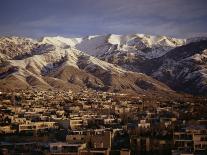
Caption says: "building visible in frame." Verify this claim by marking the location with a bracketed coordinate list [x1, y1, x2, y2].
[18, 122, 58, 132]
[173, 125, 207, 155]
[49, 142, 86, 155]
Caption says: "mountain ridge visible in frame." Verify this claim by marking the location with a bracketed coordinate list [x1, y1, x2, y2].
[0, 33, 207, 96]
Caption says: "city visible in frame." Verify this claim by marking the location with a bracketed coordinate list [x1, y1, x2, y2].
[0, 0, 207, 155]
[0, 90, 207, 155]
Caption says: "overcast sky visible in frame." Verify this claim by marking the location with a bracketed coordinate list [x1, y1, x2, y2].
[0, 0, 207, 38]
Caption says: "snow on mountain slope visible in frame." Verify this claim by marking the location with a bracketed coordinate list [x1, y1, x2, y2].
[40, 36, 82, 48]
[1, 33, 207, 95]
[151, 40, 207, 95]
[36, 34, 186, 60]
[75, 35, 111, 56]
[0, 37, 174, 94]
[74, 34, 186, 59]
[30, 34, 205, 61]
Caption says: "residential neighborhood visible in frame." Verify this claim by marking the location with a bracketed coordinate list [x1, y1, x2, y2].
[0, 90, 207, 155]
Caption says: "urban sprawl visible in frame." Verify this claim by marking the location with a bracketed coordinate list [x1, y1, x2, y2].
[0, 90, 207, 155]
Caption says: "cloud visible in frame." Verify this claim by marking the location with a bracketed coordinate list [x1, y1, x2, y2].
[0, 0, 206, 38]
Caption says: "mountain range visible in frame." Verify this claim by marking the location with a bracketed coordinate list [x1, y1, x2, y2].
[0, 34, 207, 96]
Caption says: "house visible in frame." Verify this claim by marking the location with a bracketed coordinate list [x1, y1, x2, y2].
[18, 122, 58, 132]
[173, 125, 207, 155]
[49, 142, 86, 155]
[66, 131, 87, 144]
[90, 130, 112, 149]
[69, 117, 84, 130]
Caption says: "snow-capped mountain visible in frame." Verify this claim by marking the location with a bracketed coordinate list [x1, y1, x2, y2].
[38, 34, 186, 59]
[34, 34, 187, 73]
[0, 33, 207, 96]
[76, 34, 186, 59]
[0, 36, 173, 95]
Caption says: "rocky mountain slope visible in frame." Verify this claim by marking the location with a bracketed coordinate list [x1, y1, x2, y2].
[0, 34, 207, 96]
[0, 36, 173, 95]
[151, 40, 207, 95]
[39, 34, 186, 63]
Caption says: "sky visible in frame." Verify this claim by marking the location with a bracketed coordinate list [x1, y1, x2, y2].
[0, 0, 207, 38]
